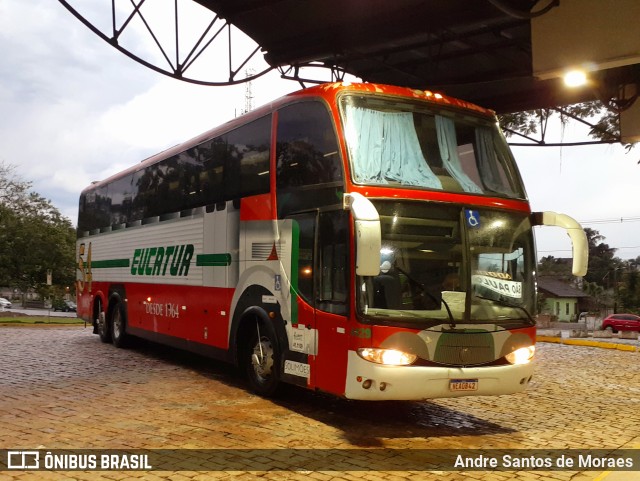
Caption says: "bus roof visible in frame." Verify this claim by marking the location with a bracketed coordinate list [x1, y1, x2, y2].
[82, 82, 495, 193]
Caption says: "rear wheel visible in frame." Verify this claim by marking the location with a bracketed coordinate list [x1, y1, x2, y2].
[96, 300, 111, 343]
[605, 325, 615, 333]
[110, 300, 128, 348]
[245, 319, 281, 396]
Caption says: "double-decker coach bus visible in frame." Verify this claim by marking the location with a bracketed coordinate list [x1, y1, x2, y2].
[76, 82, 588, 401]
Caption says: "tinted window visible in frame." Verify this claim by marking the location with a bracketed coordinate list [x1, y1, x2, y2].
[226, 115, 271, 199]
[276, 101, 344, 217]
[78, 115, 271, 236]
[317, 210, 350, 314]
[287, 210, 350, 314]
[289, 213, 316, 304]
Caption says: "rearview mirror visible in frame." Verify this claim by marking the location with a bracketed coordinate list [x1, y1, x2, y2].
[532, 211, 588, 276]
[343, 192, 381, 276]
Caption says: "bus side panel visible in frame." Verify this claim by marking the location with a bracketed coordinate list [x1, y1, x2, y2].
[239, 193, 273, 222]
[117, 282, 235, 349]
[76, 207, 240, 350]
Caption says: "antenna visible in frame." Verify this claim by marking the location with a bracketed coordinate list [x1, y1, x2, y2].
[243, 68, 255, 114]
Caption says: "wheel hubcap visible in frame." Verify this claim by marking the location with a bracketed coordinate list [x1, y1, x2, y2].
[98, 312, 107, 335]
[251, 337, 274, 381]
[113, 311, 122, 338]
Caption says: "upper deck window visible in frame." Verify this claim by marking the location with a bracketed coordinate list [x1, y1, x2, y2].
[78, 115, 271, 236]
[276, 100, 344, 217]
[340, 95, 526, 200]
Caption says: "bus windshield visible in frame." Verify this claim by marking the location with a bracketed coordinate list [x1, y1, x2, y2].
[358, 201, 537, 328]
[340, 94, 526, 199]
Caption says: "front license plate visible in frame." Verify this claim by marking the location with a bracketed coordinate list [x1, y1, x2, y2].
[449, 379, 478, 391]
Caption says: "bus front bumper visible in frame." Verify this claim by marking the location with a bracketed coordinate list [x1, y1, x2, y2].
[343, 350, 534, 401]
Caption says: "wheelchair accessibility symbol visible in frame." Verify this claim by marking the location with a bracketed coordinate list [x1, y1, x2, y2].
[465, 209, 480, 228]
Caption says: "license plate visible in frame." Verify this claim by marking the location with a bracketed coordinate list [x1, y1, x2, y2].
[449, 379, 478, 391]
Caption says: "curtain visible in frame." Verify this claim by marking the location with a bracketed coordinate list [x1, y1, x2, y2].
[475, 127, 505, 193]
[345, 106, 442, 189]
[435, 116, 482, 194]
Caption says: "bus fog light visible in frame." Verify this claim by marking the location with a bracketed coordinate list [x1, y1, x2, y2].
[357, 348, 417, 366]
[505, 346, 535, 365]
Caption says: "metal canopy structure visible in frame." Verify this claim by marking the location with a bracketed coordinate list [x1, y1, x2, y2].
[196, 0, 552, 113]
[58, 0, 640, 116]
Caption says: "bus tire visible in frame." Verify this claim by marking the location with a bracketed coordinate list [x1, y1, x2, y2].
[110, 300, 129, 349]
[96, 300, 111, 343]
[245, 318, 281, 396]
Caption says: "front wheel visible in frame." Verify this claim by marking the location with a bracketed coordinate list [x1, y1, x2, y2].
[245, 320, 281, 396]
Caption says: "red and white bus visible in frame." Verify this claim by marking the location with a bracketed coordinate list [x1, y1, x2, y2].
[76, 82, 587, 401]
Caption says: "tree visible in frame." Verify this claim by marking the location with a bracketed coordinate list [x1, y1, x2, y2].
[537, 255, 572, 281]
[536, 229, 640, 311]
[578, 230, 640, 312]
[582, 281, 606, 312]
[0, 162, 76, 297]
[582, 228, 622, 287]
[499, 100, 635, 154]
[618, 270, 639, 313]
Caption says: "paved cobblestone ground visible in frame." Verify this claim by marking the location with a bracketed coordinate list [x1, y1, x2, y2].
[1, 325, 639, 481]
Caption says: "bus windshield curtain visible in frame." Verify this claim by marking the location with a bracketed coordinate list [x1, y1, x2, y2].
[346, 106, 442, 188]
[435, 116, 482, 194]
[475, 127, 506, 193]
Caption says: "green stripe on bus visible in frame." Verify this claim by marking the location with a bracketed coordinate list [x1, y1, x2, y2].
[290, 220, 300, 325]
[91, 259, 130, 269]
[196, 253, 232, 267]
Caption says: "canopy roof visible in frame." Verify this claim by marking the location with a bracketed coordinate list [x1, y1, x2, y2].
[193, 0, 639, 113]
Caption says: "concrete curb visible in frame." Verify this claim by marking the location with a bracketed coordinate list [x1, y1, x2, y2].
[537, 335, 639, 352]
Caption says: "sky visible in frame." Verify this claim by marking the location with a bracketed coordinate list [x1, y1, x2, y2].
[1, 0, 639, 263]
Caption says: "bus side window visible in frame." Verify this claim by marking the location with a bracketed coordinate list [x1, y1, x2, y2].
[287, 210, 349, 315]
[288, 213, 316, 306]
[317, 210, 350, 315]
[225, 115, 271, 200]
[276, 101, 344, 217]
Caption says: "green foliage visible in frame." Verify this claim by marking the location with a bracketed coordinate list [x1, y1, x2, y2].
[538, 228, 639, 311]
[498, 111, 541, 138]
[618, 258, 640, 313]
[582, 280, 606, 311]
[537, 255, 572, 280]
[0, 162, 76, 294]
[583, 228, 622, 287]
[498, 100, 634, 150]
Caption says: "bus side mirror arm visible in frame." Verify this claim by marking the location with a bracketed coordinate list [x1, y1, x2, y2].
[343, 193, 381, 276]
[532, 211, 588, 277]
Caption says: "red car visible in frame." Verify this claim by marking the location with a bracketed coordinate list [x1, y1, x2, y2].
[601, 313, 640, 332]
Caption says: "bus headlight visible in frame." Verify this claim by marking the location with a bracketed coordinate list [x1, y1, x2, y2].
[505, 345, 535, 365]
[357, 348, 417, 366]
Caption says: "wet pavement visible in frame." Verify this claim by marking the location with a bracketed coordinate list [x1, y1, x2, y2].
[0, 325, 639, 480]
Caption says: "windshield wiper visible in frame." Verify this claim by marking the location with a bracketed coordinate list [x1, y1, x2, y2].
[394, 265, 456, 328]
[474, 294, 535, 325]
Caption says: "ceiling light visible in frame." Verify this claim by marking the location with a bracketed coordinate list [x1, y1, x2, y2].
[563, 69, 588, 88]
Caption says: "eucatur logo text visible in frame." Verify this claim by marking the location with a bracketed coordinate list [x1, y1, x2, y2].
[131, 244, 194, 277]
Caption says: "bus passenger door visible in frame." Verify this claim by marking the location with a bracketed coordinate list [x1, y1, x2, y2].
[274, 99, 349, 394]
[287, 210, 350, 396]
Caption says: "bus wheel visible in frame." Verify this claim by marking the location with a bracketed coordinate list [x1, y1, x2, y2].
[97, 310, 111, 343]
[110, 301, 128, 348]
[245, 320, 280, 396]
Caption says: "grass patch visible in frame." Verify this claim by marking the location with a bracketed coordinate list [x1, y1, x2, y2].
[0, 317, 85, 325]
